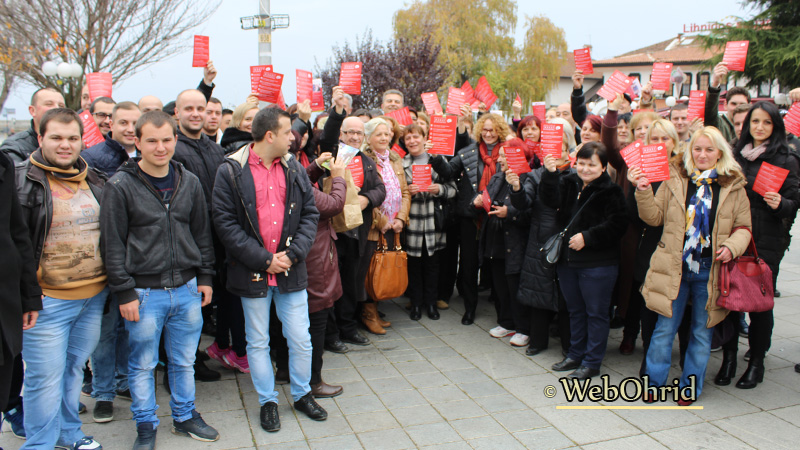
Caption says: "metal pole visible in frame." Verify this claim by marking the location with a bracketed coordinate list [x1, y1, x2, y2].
[258, 0, 272, 66]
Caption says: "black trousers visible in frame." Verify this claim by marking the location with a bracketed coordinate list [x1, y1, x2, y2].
[407, 243, 440, 308]
[622, 282, 645, 340]
[529, 282, 570, 352]
[1, 353, 23, 412]
[489, 258, 525, 333]
[456, 219, 480, 314]
[214, 286, 247, 357]
[334, 235, 375, 336]
[274, 307, 329, 385]
[437, 220, 460, 302]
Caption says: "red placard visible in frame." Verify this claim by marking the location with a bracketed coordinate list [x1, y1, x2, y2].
[620, 140, 644, 168]
[540, 123, 564, 159]
[421, 92, 442, 115]
[250, 65, 272, 93]
[596, 70, 633, 102]
[514, 93, 521, 105]
[386, 106, 413, 126]
[79, 110, 105, 147]
[348, 156, 364, 188]
[525, 139, 542, 162]
[192, 35, 209, 68]
[296, 69, 313, 103]
[687, 90, 706, 121]
[445, 87, 467, 116]
[640, 144, 670, 182]
[277, 90, 286, 111]
[504, 145, 531, 174]
[257, 71, 284, 103]
[650, 63, 673, 92]
[784, 103, 800, 136]
[722, 41, 749, 72]
[461, 81, 475, 103]
[474, 76, 498, 109]
[391, 143, 407, 158]
[311, 78, 324, 112]
[340, 62, 362, 95]
[481, 190, 492, 212]
[573, 48, 594, 75]
[428, 115, 457, 156]
[85, 72, 112, 102]
[412, 164, 433, 191]
[531, 102, 546, 122]
[752, 162, 790, 197]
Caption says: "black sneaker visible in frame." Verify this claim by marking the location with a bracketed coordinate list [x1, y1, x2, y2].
[260, 402, 280, 432]
[194, 358, 221, 382]
[293, 392, 327, 421]
[133, 422, 157, 450]
[172, 410, 219, 442]
[116, 389, 132, 401]
[92, 401, 114, 423]
[324, 340, 349, 354]
[341, 332, 369, 346]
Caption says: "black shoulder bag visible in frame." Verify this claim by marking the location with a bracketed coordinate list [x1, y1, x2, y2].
[540, 192, 595, 265]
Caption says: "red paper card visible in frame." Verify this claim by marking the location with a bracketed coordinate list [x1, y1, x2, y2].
[540, 123, 564, 159]
[504, 146, 531, 174]
[311, 78, 324, 112]
[85, 72, 112, 102]
[514, 93, 521, 105]
[640, 144, 670, 182]
[687, 90, 706, 121]
[391, 144, 407, 158]
[277, 90, 286, 110]
[752, 162, 790, 197]
[620, 140, 644, 168]
[651, 63, 673, 91]
[531, 102, 546, 122]
[348, 156, 364, 188]
[428, 115, 457, 156]
[596, 70, 633, 102]
[412, 165, 433, 191]
[525, 140, 542, 162]
[250, 65, 272, 93]
[296, 69, 313, 103]
[573, 48, 594, 75]
[474, 76, 498, 109]
[461, 81, 475, 103]
[421, 92, 442, 115]
[481, 190, 491, 212]
[79, 110, 105, 147]
[257, 71, 284, 103]
[722, 41, 749, 72]
[192, 35, 209, 68]
[784, 103, 800, 136]
[445, 87, 467, 116]
[340, 62, 362, 95]
[386, 106, 413, 126]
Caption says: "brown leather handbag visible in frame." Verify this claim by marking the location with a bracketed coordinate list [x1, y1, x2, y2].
[365, 233, 408, 301]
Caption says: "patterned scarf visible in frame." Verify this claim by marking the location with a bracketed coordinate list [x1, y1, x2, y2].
[682, 168, 717, 273]
[375, 149, 401, 220]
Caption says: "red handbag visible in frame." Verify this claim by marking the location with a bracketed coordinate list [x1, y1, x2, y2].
[717, 227, 774, 312]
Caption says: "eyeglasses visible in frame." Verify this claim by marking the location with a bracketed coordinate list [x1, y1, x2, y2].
[342, 130, 364, 137]
[92, 112, 112, 120]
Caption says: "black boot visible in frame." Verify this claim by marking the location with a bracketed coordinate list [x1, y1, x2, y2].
[714, 349, 737, 386]
[735, 356, 764, 389]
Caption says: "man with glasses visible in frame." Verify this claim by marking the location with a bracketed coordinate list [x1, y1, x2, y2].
[90, 97, 117, 137]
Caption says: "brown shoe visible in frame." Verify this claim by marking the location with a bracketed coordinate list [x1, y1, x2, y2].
[436, 300, 450, 310]
[377, 306, 391, 328]
[361, 302, 387, 335]
[311, 381, 343, 398]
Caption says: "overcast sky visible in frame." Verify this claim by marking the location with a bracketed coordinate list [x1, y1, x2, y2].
[3, 0, 750, 120]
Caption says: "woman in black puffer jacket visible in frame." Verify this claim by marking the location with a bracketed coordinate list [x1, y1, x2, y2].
[714, 101, 800, 390]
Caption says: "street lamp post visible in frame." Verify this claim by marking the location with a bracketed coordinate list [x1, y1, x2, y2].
[42, 60, 84, 109]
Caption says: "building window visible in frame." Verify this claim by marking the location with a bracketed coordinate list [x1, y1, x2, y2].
[681, 73, 693, 97]
[757, 81, 772, 98]
[697, 72, 710, 91]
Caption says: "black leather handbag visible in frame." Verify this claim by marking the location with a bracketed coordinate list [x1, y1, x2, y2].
[540, 193, 595, 265]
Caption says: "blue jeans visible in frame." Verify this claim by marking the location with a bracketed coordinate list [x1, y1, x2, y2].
[557, 264, 619, 370]
[21, 287, 107, 449]
[242, 287, 312, 404]
[125, 279, 203, 426]
[91, 294, 129, 401]
[646, 257, 714, 397]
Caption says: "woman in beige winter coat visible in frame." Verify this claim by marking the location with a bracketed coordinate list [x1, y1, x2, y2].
[628, 126, 752, 405]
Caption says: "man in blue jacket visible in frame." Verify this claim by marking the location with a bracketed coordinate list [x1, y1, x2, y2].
[82, 101, 141, 177]
[212, 107, 323, 433]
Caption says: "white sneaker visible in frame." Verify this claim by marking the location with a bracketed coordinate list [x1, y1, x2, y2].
[510, 333, 530, 347]
[489, 326, 515, 338]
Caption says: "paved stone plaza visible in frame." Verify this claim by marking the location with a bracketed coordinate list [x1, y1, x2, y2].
[4, 233, 800, 450]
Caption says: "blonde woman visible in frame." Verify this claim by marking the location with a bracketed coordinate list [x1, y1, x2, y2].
[629, 126, 752, 405]
[221, 102, 259, 154]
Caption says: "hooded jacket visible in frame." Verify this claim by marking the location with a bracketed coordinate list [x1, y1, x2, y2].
[635, 154, 752, 328]
[100, 159, 215, 304]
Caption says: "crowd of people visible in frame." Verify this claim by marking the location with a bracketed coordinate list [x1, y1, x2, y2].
[1, 58, 800, 450]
